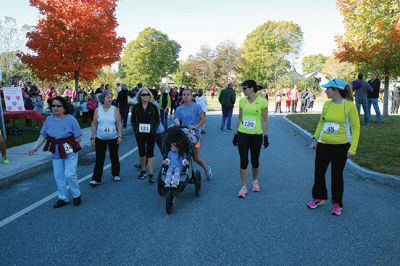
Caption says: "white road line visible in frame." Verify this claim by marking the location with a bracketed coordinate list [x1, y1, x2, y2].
[0, 147, 138, 229]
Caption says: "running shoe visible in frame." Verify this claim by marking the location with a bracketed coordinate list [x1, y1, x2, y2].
[138, 171, 146, 179]
[89, 180, 101, 187]
[149, 174, 154, 183]
[2, 157, 9, 164]
[252, 180, 260, 192]
[113, 176, 121, 181]
[238, 186, 248, 198]
[206, 165, 213, 181]
[307, 199, 325, 209]
[331, 202, 342, 216]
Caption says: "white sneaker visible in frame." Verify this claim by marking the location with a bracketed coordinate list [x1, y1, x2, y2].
[113, 176, 121, 181]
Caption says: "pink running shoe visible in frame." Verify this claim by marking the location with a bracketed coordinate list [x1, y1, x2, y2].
[252, 180, 260, 192]
[331, 202, 342, 216]
[238, 187, 247, 198]
[307, 199, 325, 209]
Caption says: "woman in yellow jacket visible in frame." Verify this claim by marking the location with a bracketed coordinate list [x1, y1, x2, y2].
[307, 78, 360, 216]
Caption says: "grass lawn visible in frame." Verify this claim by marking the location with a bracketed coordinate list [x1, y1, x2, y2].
[3, 116, 91, 148]
[287, 114, 400, 176]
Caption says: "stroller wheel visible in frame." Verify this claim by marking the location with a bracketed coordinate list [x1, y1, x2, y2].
[166, 190, 174, 214]
[194, 170, 201, 197]
[157, 169, 164, 196]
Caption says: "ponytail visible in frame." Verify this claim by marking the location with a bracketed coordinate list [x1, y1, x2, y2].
[339, 85, 354, 101]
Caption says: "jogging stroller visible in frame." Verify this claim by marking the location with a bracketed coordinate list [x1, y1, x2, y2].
[157, 126, 201, 214]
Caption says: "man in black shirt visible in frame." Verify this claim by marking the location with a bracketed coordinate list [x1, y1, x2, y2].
[367, 73, 382, 123]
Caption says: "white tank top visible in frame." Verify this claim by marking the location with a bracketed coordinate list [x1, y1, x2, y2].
[96, 105, 118, 140]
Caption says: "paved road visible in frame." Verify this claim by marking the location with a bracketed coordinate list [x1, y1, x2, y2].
[1, 114, 399, 265]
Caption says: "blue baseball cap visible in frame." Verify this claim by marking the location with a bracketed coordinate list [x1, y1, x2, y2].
[321, 78, 347, 90]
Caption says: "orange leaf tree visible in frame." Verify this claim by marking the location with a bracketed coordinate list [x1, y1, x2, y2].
[20, 0, 125, 90]
[334, 0, 400, 116]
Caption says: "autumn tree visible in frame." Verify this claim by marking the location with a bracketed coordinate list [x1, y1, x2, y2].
[20, 0, 125, 90]
[119, 27, 180, 87]
[301, 54, 328, 74]
[335, 0, 400, 116]
[240, 20, 303, 88]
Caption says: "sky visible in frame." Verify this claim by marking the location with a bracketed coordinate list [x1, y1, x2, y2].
[0, 0, 344, 73]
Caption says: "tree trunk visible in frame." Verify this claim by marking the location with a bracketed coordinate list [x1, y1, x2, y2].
[383, 72, 389, 117]
[74, 71, 79, 92]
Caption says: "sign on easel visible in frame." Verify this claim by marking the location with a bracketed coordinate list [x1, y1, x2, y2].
[3, 87, 25, 112]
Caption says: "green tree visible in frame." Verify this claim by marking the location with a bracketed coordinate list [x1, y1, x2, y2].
[335, 0, 400, 116]
[119, 27, 181, 87]
[173, 59, 197, 88]
[240, 20, 303, 87]
[213, 40, 241, 87]
[301, 54, 328, 74]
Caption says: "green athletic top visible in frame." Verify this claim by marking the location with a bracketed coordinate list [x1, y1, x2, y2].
[313, 99, 360, 155]
[238, 96, 268, 135]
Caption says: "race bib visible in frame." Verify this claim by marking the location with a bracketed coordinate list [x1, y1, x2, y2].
[139, 123, 151, 133]
[323, 122, 339, 134]
[104, 125, 113, 134]
[242, 118, 256, 130]
[63, 143, 73, 154]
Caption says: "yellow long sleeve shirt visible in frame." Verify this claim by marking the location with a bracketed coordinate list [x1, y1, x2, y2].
[313, 99, 360, 155]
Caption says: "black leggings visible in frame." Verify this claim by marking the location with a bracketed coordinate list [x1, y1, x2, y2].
[237, 132, 263, 169]
[135, 133, 156, 157]
[92, 138, 120, 182]
[312, 143, 350, 207]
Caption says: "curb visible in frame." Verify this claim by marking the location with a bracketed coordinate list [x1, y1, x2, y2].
[0, 127, 133, 187]
[283, 115, 400, 186]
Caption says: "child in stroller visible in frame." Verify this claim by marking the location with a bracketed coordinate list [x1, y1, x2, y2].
[163, 140, 190, 188]
[158, 126, 202, 214]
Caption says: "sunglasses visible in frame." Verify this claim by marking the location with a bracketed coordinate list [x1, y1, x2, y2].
[140, 93, 150, 97]
[52, 105, 63, 108]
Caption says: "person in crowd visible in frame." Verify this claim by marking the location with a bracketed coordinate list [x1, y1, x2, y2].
[104, 84, 112, 92]
[175, 88, 210, 179]
[131, 87, 160, 183]
[95, 83, 105, 94]
[0, 130, 9, 164]
[285, 89, 291, 112]
[307, 79, 360, 216]
[274, 90, 282, 113]
[80, 97, 89, 123]
[116, 82, 121, 93]
[290, 85, 299, 113]
[27, 82, 40, 97]
[169, 87, 178, 115]
[129, 83, 143, 100]
[65, 96, 76, 117]
[87, 95, 97, 122]
[367, 73, 382, 123]
[34, 95, 44, 114]
[232, 80, 269, 198]
[63, 86, 72, 98]
[306, 90, 315, 113]
[300, 88, 309, 112]
[352, 73, 373, 124]
[195, 89, 208, 134]
[28, 96, 82, 208]
[210, 85, 216, 99]
[158, 86, 171, 129]
[163, 141, 190, 188]
[391, 82, 400, 114]
[218, 82, 236, 131]
[46, 86, 58, 108]
[89, 91, 123, 186]
[23, 91, 34, 128]
[117, 84, 130, 128]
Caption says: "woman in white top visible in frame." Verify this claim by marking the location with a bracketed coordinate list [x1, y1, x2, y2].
[90, 91, 123, 186]
[195, 89, 208, 134]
